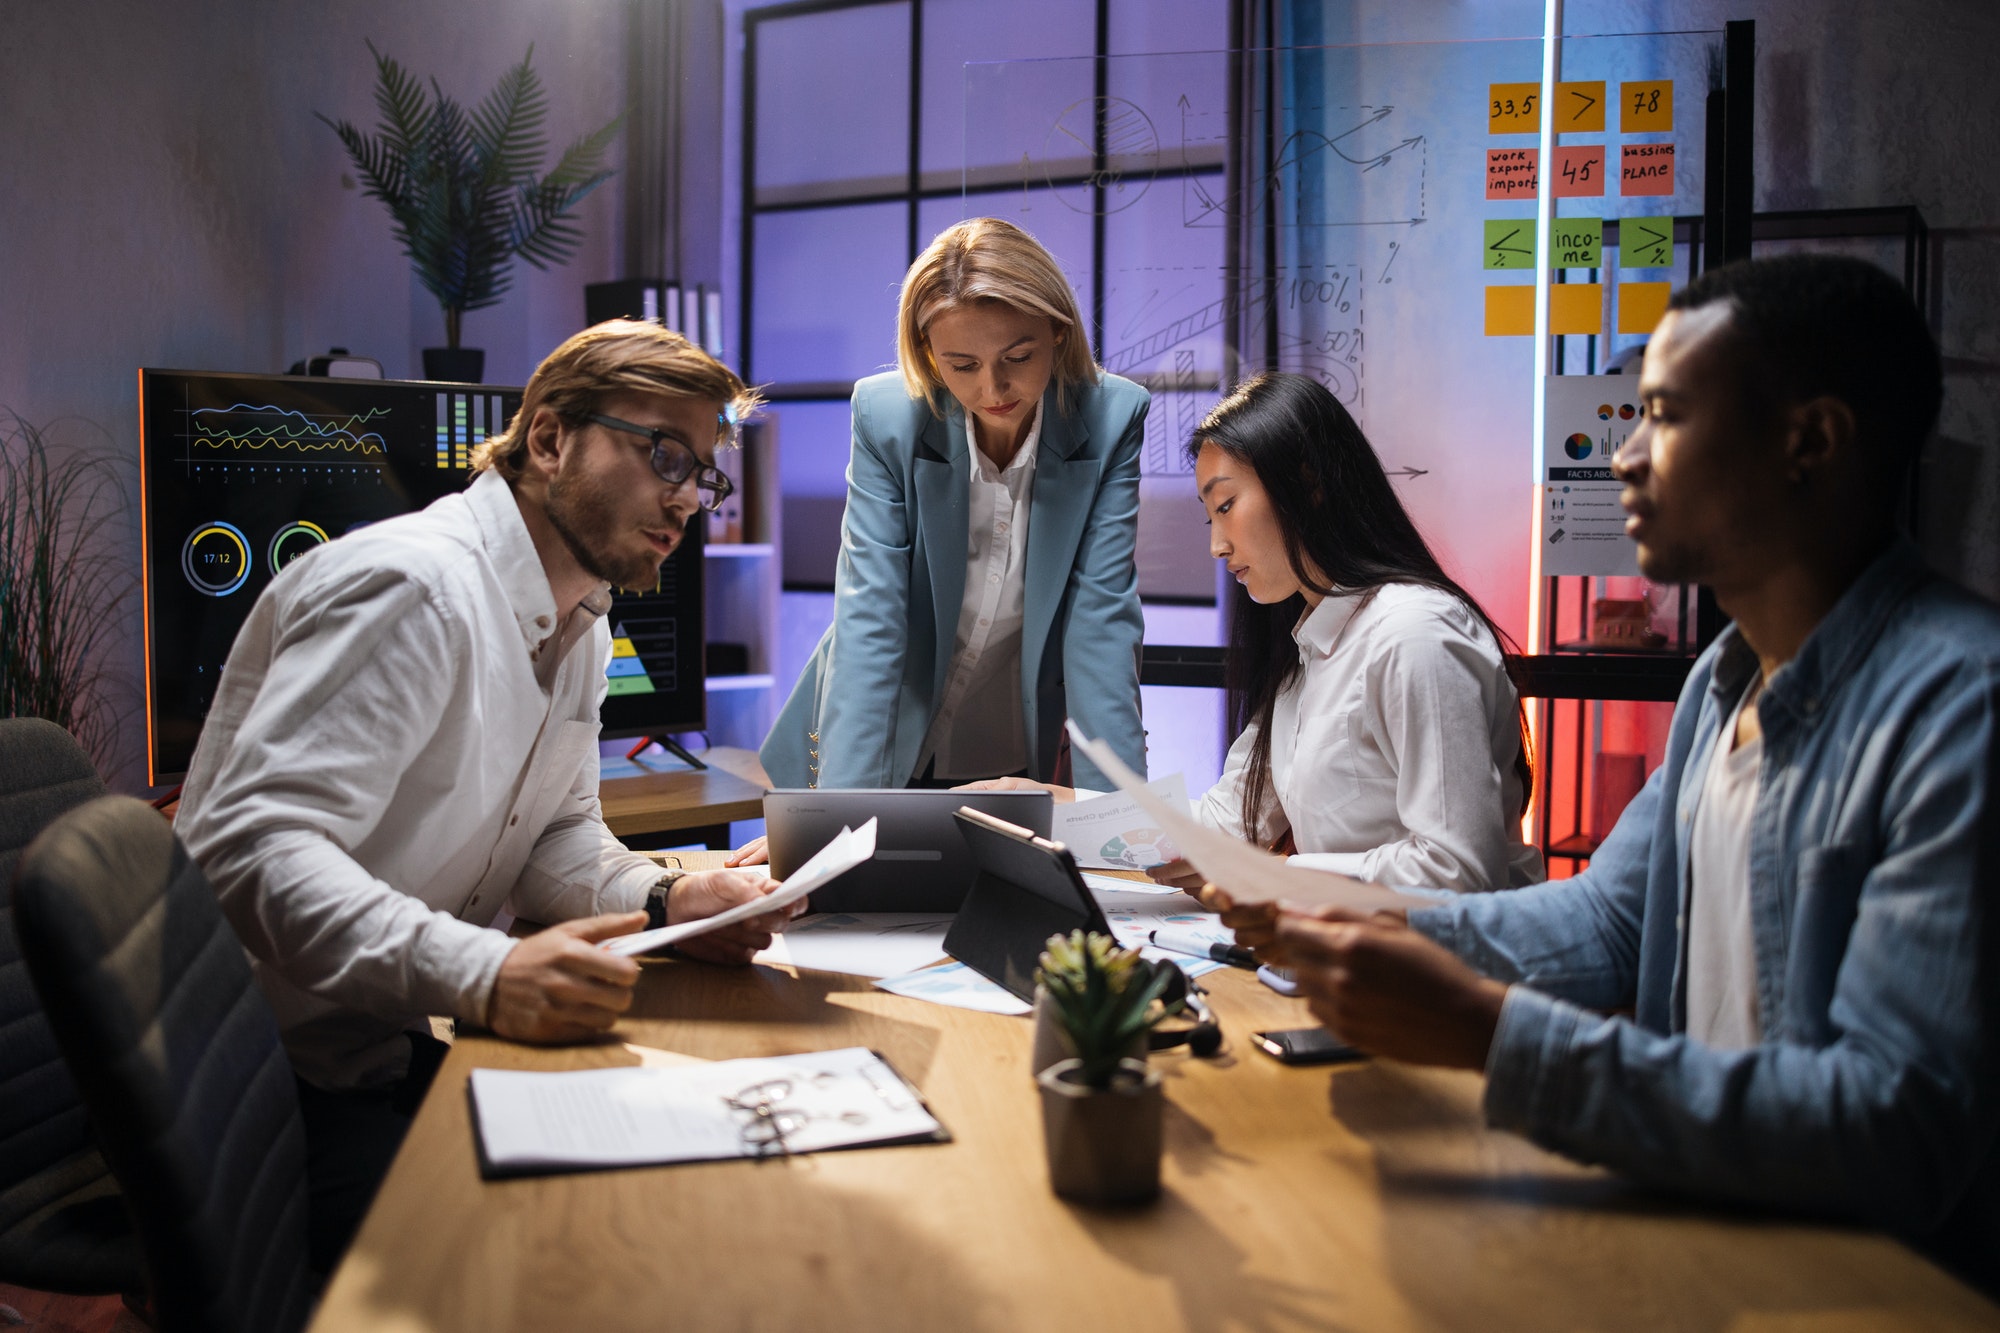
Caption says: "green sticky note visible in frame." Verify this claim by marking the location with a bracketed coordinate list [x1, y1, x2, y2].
[1483, 219, 1536, 271]
[1551, 218, 1602, 268]
[1618, 215, 1674, 269]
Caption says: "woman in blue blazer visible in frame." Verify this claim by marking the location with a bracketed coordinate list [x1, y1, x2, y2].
[760, 218, 1150, 793]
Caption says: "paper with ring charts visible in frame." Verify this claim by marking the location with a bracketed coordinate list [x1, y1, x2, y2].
[1065, 722, 1425, 915]
[601, 818, 878, 956]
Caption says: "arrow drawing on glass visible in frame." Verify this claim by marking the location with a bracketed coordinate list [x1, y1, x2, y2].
[1567, 87, 1599, 122]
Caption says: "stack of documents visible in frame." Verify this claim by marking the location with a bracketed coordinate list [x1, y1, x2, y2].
[468, 1046, 947, 1178]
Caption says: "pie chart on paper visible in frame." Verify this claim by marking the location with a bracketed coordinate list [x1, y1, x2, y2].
[1564, 433, 1594, 460]
[1099, 828, 1181, 870]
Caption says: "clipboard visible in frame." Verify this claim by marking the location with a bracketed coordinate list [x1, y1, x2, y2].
[943, 807, 1114, 1002]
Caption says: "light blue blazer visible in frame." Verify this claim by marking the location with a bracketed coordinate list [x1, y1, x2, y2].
[762, 370, 1150, 790]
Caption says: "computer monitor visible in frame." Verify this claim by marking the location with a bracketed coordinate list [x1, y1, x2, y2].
[138, 369, 706, 784]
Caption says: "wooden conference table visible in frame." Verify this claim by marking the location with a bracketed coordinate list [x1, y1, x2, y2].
[312, 861, 1999, 1333]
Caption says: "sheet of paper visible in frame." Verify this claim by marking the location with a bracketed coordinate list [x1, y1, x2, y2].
[1091, 886, 1225, 978]
[1052, 775, 1191, 869]
[1065, 722, 1425, 915]
[1080, 870, 1182, 897]
[1621, 79, 1673, 133]
[1540, 375, 1644, 577]
[874, 961, 1031, 1016]
[1482, 218, 1536, 271]
[1617, 215, 1674, 269]
[1620, 142, 1676, 197]
[1485, 148, 1537, 201]
[1552, 145, 1606, 198]
[1551, 218, 1602, 268]
[1485, 284, 1534, 336]
[1554, 80, 1605, 132]
[756, 913, 953, 979]
[603, 819, 877, 956]
[1618, 280, 1672, 335]
[469, 1046, 940, 1174]
[1547, 282, 1603, 336]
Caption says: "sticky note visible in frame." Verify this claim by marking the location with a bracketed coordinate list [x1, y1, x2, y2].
[1549, 283, 1603, 335]
[1617, 215, 1674, 268]
[1552, 219, 1602, 268]
[1485, 285, 1535, 336]
[1622, 80, 1673, 132]
[1620, 142, 1676, 196]
[1556, 81, 1606, 132]
[1619, 281, 1672, 334]
[1486, 148, 1538, 201]
[1483, 219, 1537, 270]
[1489, 83, 1541, 134]
[1553, 145, 1605, 198]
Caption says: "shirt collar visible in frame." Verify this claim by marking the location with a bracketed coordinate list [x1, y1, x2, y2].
[969, 400, 1043, 483]
[463, 468, 603, 654]
[1294, 589, 1369, 659]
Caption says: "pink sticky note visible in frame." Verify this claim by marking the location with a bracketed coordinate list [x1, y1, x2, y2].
[1485, 148, 1538, 202]
[1552, 145, 1606, 198]
[1621, 142, 1676, 196]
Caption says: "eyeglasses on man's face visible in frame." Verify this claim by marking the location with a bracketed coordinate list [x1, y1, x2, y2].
[586, 409, 738, 513]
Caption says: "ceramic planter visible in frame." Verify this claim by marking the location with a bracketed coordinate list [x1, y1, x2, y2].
[1036, 1057, 1163, 1205]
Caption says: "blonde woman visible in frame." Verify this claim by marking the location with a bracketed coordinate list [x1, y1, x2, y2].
[758, 218, 1150, 794]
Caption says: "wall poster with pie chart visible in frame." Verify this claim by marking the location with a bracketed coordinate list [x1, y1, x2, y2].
[1539, 373, 1642, 576]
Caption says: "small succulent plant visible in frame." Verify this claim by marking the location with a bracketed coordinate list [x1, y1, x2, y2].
[1035, 931, 1180, 1089]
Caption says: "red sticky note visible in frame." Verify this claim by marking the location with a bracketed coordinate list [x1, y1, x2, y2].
[1621, 143, 1676, 196]
[1486, 149, 1538, 202]
[1552, 145, 1605, 198]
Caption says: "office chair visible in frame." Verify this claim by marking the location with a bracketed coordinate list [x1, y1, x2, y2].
[13, 795, 314, 1333]
[0, 718, 143, 1295]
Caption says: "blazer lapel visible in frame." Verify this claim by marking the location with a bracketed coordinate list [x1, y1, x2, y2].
[1021, 388, 1097, 704]
[914, 407, 969, 703]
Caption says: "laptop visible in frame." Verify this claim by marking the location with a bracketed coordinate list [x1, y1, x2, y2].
[763, 788, 1054, 912]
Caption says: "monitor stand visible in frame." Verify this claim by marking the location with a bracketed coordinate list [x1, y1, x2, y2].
[624, 736, 709, 770]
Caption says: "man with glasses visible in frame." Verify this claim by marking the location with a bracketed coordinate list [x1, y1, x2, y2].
[177, 321, 794, 1272]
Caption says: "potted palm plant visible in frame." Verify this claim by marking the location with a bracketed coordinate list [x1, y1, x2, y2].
[319, 42, 622, 383]
[1034, 931, 1180, 1205]
[0, 414, 131, 771]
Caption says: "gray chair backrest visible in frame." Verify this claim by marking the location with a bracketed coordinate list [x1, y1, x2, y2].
[13, 795, 312, 1333]
[0, 717, 138, 1292]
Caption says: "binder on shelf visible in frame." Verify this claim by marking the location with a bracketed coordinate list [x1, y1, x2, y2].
[663, 283, 681, 333]
[683, 288, 702, 347]
[703, 289, 725, 358]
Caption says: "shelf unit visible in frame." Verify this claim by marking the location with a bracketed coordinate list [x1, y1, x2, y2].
[697, 415, 781, 752]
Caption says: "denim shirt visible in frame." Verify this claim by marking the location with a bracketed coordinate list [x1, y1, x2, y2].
[1410, 540, 2000, 1270]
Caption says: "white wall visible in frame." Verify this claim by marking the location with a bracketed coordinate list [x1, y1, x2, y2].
[0, 1, 632, 790]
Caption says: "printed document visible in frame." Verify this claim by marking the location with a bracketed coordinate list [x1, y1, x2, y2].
[1052, 776, 1191, 869]
[469, 1046, 944, 1177]
[604, 819, 877, 956]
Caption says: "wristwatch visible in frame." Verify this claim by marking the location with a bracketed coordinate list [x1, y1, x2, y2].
[645, 867, 690, 931]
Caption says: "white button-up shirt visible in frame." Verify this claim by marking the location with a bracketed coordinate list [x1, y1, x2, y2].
[1196, 583, 1544, 892]
[177, 469, 662, 1089]
[918, 405, 1042, 780]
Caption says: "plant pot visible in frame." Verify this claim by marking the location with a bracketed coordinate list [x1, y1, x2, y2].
[1036, 1057, 1162, 1205]
[422, 347, 485, 383]
[1030, 986, 1147, 1077]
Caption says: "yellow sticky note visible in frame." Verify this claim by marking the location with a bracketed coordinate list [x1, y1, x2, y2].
[1619, 281, 1672, 334]
[1489, 82, 1541, 134]
[1556, 81, 1606, 132]
[1485, 285, 1535, 336]
[1549, 283, 1603, 335]
[1622, 80, 1673, 132]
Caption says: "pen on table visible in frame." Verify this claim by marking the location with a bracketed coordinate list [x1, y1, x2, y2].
[1149, 926, 1256, 970]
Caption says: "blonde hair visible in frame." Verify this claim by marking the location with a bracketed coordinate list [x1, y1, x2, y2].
[471, 320, 762, 479]
[896, 218, 1099, 417]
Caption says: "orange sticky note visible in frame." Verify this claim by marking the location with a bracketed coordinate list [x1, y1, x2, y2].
[1485, 285, 1535, 336]
[1549, 283, 1603, 335]
[1620, 142, 1676, 196]
[1619, 281, 1672, 334]
[1553, 145, 1606, 198]
[1622, 80, 1673, 132]
[1489, 82, 1541, 134]
[1486, 148, 1538, 201]
[1556, 81, 1606, 132]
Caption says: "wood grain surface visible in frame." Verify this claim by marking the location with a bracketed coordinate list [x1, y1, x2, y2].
[311, 860, 1999, 1333]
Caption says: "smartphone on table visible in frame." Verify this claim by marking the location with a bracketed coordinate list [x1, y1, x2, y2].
[1251, 1027, 1368, 1066]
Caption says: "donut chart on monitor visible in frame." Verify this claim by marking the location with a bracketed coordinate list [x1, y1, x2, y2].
[268, 520, 330, 575]
[181, 521, 251, 596]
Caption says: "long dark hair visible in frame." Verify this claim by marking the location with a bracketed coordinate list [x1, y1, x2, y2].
[1190, 373, 1532, 843]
